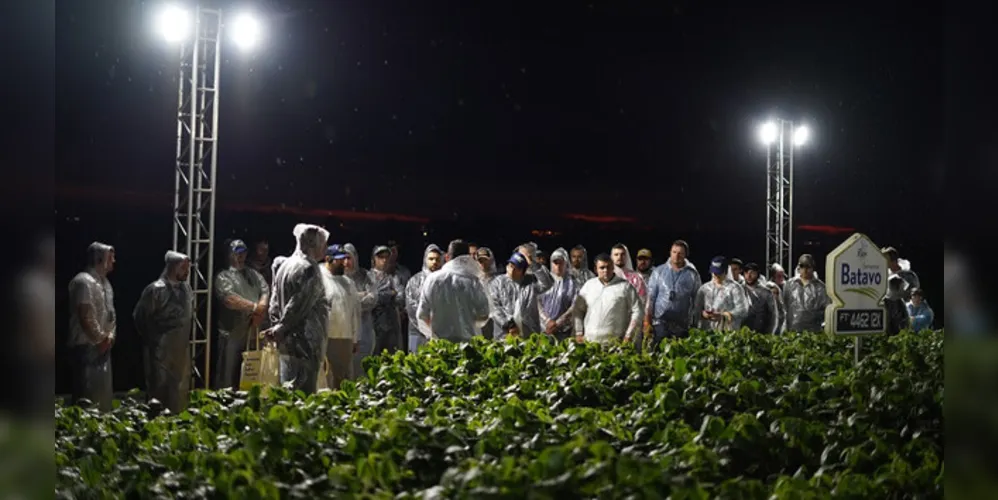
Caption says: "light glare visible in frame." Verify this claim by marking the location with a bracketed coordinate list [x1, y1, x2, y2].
[794, 125, 810, 146]
[155, 5, 190, 43]
[230, 13, 262, 50]
[759, 121, 778, 145]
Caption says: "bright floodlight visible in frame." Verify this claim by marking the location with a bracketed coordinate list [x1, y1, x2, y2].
[155, 5, 191, 43]
[230, 12, 262, 50]
[759, 121, 778, 145]
[793, 125, 810, 146]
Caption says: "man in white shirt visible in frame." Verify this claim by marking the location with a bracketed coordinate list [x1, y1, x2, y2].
[321, 244, 360, 389]
[573, 253, 643, 346]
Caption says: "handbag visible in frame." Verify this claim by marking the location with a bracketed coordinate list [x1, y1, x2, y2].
[239, 327, 280, 393]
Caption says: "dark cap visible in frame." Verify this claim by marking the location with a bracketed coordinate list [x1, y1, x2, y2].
[507, 252, 528, 269]
[798, 254, 815, 268]
[709, 256, 727, 275]
[326, 244, 349, 259]
[230, 239, 248, 253]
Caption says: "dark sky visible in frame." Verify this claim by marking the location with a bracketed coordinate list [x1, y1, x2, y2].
[56, 0, 942, 236]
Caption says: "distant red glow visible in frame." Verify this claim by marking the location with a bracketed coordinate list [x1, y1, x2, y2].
[563, 213, 636, 224]
[798, 225, 855, 235]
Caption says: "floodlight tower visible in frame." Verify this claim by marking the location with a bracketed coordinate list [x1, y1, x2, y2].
[155, 4, 262, 389]
[758, 119, 809, 278]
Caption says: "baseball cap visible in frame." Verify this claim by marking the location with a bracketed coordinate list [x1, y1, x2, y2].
[326, 244, 349, 259]
[798, 254, 815, 268]
[507, 252, 528, 269]
[230, 239, 248, 253]
[476, 247, 493, 260]
[709, 256, 727, 275]
[373, 245, 391, 256]
[637, 248, 652, 259]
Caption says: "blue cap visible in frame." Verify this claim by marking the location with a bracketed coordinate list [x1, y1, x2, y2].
[507, 252, 528, 269]
[230, 239, 248, 253]
[326, 244, 349, 259]
[709, 256, 727, 275]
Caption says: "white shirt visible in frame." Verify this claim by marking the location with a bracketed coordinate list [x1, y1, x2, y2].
[321, 267, 361, 341]
[573, 276, 643, 345]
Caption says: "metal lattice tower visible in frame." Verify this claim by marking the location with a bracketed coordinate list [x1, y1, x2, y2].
[173, 6, 222, 390]
[765, 119, 795, 277]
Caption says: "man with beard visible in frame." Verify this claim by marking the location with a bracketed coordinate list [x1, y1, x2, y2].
[635, 249, 654, 284]
[783, 254, 831, 333]
[248, 240, 274, 288]
[67, 242, 117, 411]
[343, 243, 377, 378]
[645, 240, 701, 349]
[264, 224, 331, 394]
[489, 245, 554, 339]
[320, 244, 360, 389]
[132, 251, 193, 413]
[740, 263, 778, 334]
[416, 239, 492, 343]
[569, 245, 596, 283]
[694, 256, 749, 332]
[213, 240, 269, 390]
[404, 244, 444, 352]
[573, 253, 643, 346]
[369, 245, 406, 355]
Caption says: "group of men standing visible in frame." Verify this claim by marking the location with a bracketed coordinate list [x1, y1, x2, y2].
[66, 229, 927, 413]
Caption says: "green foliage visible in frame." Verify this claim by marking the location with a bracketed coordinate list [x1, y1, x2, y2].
[56, 329, 943, 498]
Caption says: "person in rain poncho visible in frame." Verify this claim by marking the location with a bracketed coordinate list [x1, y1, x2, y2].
[475, 247, 499, 338]
[416, 240, 492, 343]
[489, 245, 555, 339]
[766, 281, 786, 333]
[213, 239, 270, 389]
[343, 243, 377, 378]
[725, 257, 754, 326]
[769, 263, 787, 291]
[694, 256, 749, 332]
[321, 244, 361, 389]
[404, 244, 444, 353]
[610, 243, 648, 297]
[783, 254, 831, 333]
[369, 245, 407, 355]
[635, 249, 655, 284]
[569, 245, 596, 283]
[881, 246, 921, 334]
[67, 242, 117, 411]
[645, 240, 701, 349]
[132, 251, 193, 413]
[906, 288, 934, 331]
[537, 248, 581, 342]
[264, 224, 331, 394]
[573, 253, 643, 345]
[386, 240, 412, 285]
[739, 263, 779, 334]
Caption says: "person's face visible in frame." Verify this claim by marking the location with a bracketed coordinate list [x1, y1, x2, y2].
[390, 246, 400, 260]
[175, 260, 191, 281]
[596, 259, 615, 282]
[507, 263, 525, 280]
[730, 264, 742, 279]
[477, 256, 491, 272]
[551, 258, 567, 276]
[636, 255, 652, 271]
[570, 249, 585, 269]
[232, 250, 247, 269]
[330, 258, 346, 274]
[344, 254, 355, 270]
[774, 271, 785, 283]
[468, 245, 478, 257]
[911, 294, 922, 306]
[255, 242, 269, 260]
[103, 251, 116, 274]
[745, 269, 759, 285]
[611, 248, 627, 267]
[799, 264, 814, 280]
[670, 245, 687, 267]
[374, 252, 390, 270]
[426, 251, 442, 272]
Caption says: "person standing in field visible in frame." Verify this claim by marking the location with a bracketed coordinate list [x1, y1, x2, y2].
[404, 244, 444, 353]
[67, 242, 117, 411]
[645, 240, 701, 350]
[416, 239, 492, 343]
[782, 254, 831, 333]
[694, 256, 749, 332]
[573, 253, 643, 346]
[537, 248, 581, 342]
[213, 239, 269, 390]
[488, 246, 554, 340]
[320, 244, 360, 389]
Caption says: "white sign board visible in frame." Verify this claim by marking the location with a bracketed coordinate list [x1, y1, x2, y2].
[825, 233, 889, 335]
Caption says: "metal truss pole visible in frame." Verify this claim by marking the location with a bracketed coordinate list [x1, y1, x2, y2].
[765, 118, 793, 276]
[173, 5, 222, 390]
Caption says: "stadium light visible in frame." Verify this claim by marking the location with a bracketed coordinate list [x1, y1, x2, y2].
[155, 4, 191, 43]
[229, 12, 263, 51]
[793, 125, 810, 146]
[759, 121, 778, 145]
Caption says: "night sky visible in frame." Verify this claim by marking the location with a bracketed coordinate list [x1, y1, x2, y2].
[56, 0, 942, 235]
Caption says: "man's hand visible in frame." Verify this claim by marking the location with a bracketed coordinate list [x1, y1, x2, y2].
[507, 326, 521, 337]
[702, 310, 713, 320]
[544, 319, 557, 335]
[97, 336, 113, 354]
[260, 327, 278, 343]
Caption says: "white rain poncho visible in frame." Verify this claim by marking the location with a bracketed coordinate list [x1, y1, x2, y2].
[488, 249, 555, 339]
[884, 259, 920, 334]
[369, 247, 407, 355]
[572, 275, 643, 345]
[693, 278, 749, 332]
[344, 243, 377, 377]
[537, 248, 581, 340]
[132, 251, 193, 413]
[67, 242, 116, 411]
[476, 247, 500, 338]
[646, 259, 701, 333]
[404, 244, 444, 342]
[783, 273, 831, 333]
[416, 254, 492, 343]
[612, 243, 648, 299]
[268, 224, 331, 393]
[741, 278, 779, 334]
[569, 245, 596, 283]
[321, 266, 361, 342]
[213, 243, 270, 389]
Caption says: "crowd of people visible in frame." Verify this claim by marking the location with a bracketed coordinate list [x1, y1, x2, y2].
[65, 224, 932, 414]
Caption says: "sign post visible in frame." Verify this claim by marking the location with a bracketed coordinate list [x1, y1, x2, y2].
[825, 233, 889, 364]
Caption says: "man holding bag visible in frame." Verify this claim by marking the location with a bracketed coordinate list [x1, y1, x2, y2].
[214, 240, 269, 390]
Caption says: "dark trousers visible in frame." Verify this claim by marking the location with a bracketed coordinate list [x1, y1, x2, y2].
[651, 322, 689, 353]
[70, 344, 113, 412]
